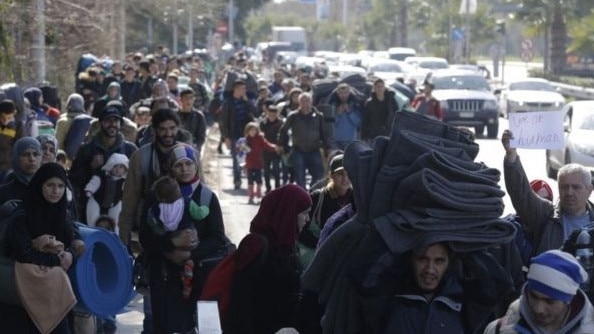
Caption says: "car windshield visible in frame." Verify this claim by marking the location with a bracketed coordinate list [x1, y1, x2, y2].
[433, 75, 489, 91]
[419, 61, 448, 69]
[573, 110, 594, 130]
[370, 63, 402, 73]
[508, 81, 554, 91]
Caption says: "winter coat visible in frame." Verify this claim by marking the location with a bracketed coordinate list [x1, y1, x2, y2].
[328, 92, 362, 142]
[484, 288, 594, 334]
[178, 108, 207, 153]
[504, 157, 594, 256]
[0, 118, 24, 174]
[380, 275, 466, 334]
[361, 90, 398, 140]
[299, 186, 354, 249]
[220, 97, 256, 140]
[279, 109, 331, 153]
[245, 134, 276, 170]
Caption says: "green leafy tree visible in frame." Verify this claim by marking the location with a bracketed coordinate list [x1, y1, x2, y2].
[514, 0, 592, 73]
[567, 9, 594, 56]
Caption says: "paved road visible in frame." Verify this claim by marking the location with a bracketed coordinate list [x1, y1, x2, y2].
[116, 125, 256, 333]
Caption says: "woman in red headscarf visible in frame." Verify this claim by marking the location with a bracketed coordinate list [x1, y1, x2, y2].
[223, 184, 312, 334]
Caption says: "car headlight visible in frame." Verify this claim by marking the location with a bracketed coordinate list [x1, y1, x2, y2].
[439, 100, 449, 110]
[483, 100, 498, 109]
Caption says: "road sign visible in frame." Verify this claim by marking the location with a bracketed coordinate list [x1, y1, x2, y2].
[521, 49, 534, 62]
[216, 23, 228, 35]
[452, 28, 464, 42]
[521, 38, 533, 50]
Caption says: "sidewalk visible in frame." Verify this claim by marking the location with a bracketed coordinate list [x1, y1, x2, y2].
[116, 125, 257, 333]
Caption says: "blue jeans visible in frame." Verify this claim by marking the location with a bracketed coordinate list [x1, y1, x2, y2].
[263, 152, 281, 191]
[291, 149, 323, 189]
[229, 139, 242, 187]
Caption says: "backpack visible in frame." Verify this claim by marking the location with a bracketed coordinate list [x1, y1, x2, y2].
[63, 114, 93, 161]
[200, 233, 269, 322]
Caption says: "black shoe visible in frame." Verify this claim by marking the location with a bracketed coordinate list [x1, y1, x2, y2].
[234, 181, 241, 190]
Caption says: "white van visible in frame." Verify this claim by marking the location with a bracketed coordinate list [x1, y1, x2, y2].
[387, 47, 416, 61]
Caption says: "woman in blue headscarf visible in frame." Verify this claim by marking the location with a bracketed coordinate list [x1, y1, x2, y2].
[0, 137, 42, 205]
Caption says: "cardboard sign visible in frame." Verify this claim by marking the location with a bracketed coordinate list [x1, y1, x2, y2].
[197, 301, 222, 333]
[509, 111, 565, 149]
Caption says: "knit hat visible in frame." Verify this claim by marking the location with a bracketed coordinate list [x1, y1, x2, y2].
[99, 101, 123, 121]
[526, 250, 588, 303]
[0, 99, 15, 114]
[168, 143, 198, 169]
[530, 179, 553, 201]
[101, 153, 129, 173]
[329, 154, 344, 174]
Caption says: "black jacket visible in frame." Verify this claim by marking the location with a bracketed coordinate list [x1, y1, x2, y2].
[361, 90, 398, 140]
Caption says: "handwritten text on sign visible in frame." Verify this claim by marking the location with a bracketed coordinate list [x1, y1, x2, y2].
[509, 111, 565, 149]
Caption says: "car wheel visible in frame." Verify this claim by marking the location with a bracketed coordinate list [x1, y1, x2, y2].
[546, 151, 558, 179]
[474, 125, 485, 137]
[487, 123, 499, 139]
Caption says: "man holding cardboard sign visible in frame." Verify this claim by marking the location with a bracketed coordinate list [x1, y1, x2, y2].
[502, 129, 594, 256]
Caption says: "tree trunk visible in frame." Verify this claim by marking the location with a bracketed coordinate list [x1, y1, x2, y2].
[549, 3, 566, 75]
[399, 0, 407, 47]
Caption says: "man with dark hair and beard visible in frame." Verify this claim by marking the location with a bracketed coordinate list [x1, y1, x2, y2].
[378, 243, 464, 333]
[118, 108, 182, 334]
[69, 102, 137, 223]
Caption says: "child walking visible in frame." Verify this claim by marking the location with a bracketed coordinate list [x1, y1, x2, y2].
[259, 100, 284, 194]
[84, 153, 128, 232]
[244, 122, 276, 204]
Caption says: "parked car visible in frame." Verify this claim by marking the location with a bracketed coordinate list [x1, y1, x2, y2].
[326, 65, 366, 79]
[364, 58, 407, 84]
[546, 101, 594, 179]
[405, 57, 449, 86]
[430, 69, 499, 138]
[387, 47, 416, 61]
[496, 78, 565, 118]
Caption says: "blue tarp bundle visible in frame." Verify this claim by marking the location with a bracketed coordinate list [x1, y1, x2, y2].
[70, 225, 134, 318]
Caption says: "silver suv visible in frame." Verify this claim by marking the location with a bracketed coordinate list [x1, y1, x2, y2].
[430, 70, 500, 138]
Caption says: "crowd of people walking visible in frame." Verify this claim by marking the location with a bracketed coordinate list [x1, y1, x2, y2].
[0, 44, 593, 334]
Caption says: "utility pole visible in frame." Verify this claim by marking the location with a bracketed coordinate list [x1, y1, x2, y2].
[31, 0, 46, 83]
[118, 0, 126, 60]
[342, 0, 348, 26]
[465, 0, 471, 63]
[228, 0, 235, 44]
[188, 1, 194, 52]
[173, 0, 179, 54]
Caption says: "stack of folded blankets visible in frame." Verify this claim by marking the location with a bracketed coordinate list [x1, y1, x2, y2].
[302, 111, 517, 334]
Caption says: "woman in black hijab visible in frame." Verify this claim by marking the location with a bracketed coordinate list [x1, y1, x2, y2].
[1, 163, 84, 333]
